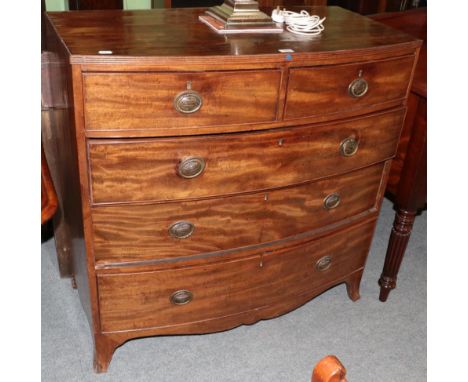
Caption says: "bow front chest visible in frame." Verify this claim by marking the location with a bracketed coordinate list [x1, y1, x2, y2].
[44, 6, 421, 372]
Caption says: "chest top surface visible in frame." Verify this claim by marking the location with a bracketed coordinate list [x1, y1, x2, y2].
[46, 6, 420, 64]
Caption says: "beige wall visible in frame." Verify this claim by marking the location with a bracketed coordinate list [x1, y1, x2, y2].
[123, 0, 153, 9]
[45, 0, 68, 11]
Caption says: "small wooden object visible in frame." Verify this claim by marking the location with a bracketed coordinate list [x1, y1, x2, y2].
[312, 355, 347, 382]
[68, 0, 123, 10]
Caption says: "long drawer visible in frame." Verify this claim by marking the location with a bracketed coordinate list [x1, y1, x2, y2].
[88, 108, 404, 204]
[92, 163, 385, 265]
[285, 55, 414, 120]
[83, 70, 281, 132]
[97, 220, 375, 332]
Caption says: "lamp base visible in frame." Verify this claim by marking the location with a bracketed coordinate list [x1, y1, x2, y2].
[206, 0, 277, 27]
[199, 14, 283, 34]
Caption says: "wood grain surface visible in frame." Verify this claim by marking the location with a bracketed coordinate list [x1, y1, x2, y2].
[98, 219, 375, 332]
[83, 70, 281, 131]
[386, 92, 417, 195]
[370, 9, 426, 195]
[285, 55, 414, 120]
[92, 163, 384, 265]
[45, 7, 420, 65]
[88, 108, 404, 204]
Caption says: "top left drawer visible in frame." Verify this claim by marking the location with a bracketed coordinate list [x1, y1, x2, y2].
[83, 70, 281, 134]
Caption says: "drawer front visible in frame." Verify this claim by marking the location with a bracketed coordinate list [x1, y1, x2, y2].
[83, 70, 281, 132]
[285, 56, 414, 120]
[92, 163, 384, 265]
[98, 220, 375, 332]
[88, 109, 404, 204]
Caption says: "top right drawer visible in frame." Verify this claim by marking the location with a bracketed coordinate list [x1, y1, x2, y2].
[285, 55, 415, 120]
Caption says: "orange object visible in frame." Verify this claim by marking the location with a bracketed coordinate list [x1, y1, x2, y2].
[312, 355, 347, 382]
[41, 146, 58, 225]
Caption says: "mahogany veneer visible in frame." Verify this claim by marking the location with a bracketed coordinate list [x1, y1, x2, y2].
[83, 70, 281, 131]
[44, 7, 420, 372]
[88, 109, 404, 204]
[92, 164, 385, 265]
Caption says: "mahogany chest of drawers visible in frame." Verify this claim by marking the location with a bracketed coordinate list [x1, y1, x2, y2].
[44, 7, 420, 372]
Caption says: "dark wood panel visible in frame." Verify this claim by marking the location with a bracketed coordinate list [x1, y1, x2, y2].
[328, 0, 424, 15]
[259, 0, 326, 6]
[68, 0, 123, 10]
[285, 55, 415, 120]
[41, 51, 70, 109]
[83, 70, 281, 131]
[386, 91, 418, 194]
[164, 0, 327, 7]
[42, 0, 46, 51]
[169, 0, 220, 7]
[44, 21, 98, 333]
[88, 109, 404, 204]
[370, 9, 427, 196]
[41, 46, 75, 277]
[98, 219, 375, 332]
[370, 8, 426, 40]
[92, 163, 384, 264]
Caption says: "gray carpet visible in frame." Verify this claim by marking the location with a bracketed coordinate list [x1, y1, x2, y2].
[41, 198, 426, 381]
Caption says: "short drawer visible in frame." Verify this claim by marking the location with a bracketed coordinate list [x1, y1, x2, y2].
[97, 220, 375, 332]
[88, 108, 404, 204]
[92, 163, 385, 265]
[285, 56, 415, 120]
[83, 70, 281, 132]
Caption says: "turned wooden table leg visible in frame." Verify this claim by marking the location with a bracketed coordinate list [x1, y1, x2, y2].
[378, 95, 426, 302]
[379, 209, 417, 301]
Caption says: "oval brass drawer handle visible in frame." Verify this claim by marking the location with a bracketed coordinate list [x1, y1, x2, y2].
[174, 90, 203, 114]
[177, 157, 206, 179]
[174, 81, 203, 114]
[348, 77, 369, 98]
[170, 290, 193, 305]
[169, 221, 195, 239]
[324, 193, 341, 210]
[316, 256, 332, 272]
[340, 137, 359, 157]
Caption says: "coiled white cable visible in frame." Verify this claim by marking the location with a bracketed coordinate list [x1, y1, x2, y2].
[271, 8, 326, 36]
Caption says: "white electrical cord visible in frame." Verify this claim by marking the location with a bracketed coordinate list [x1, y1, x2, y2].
[272, 7, 326, 36]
